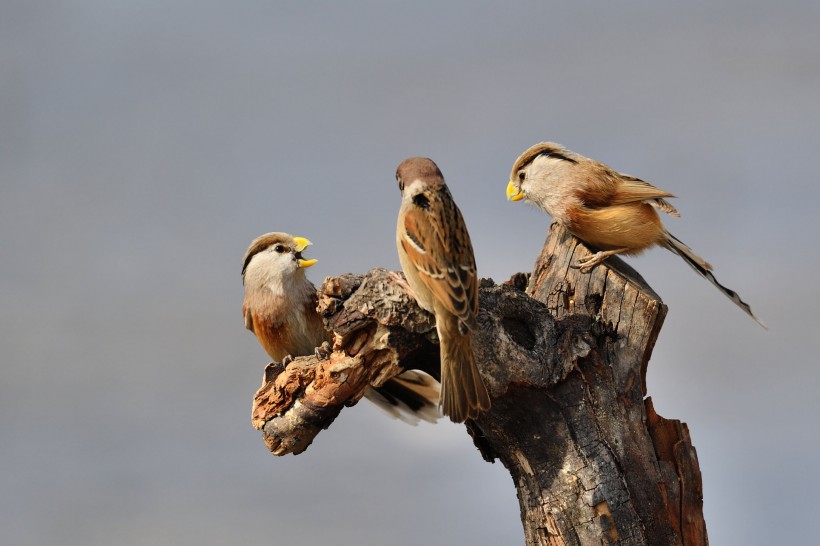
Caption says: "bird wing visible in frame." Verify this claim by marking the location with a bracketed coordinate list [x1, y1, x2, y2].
[400, 201, 478, 330]
[647, 198, 680, 217]
[610, 175, 680, 217]
[242, 302, 254, 332]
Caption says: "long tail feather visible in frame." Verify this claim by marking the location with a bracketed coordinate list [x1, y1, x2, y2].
[364, 370, 442, 425]
[438, 325, 491, 423]
[663, 231, 766, 328]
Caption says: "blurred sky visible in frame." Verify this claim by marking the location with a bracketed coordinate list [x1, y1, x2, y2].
[2, 1, 819, 545]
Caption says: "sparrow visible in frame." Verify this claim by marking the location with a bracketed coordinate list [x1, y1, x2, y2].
[242, 232, 441, 423]
[395, 158, 491, 423]
[506, 142, 765, 328]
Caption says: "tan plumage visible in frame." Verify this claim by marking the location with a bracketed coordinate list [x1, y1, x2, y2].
[242, 232, 441, 423]
[395, 158, 491, 423]
[242, 232, 327, 361]
[506, 142, 765, 328]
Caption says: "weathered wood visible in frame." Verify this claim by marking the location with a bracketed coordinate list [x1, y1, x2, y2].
[250, 223, 708, 545]
[251, 270, 440, 455]
[481, 223, 707, 545]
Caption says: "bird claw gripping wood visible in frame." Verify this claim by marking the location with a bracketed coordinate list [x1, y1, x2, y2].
[574, 249, 628, 273]
[314, 341, 332, 360]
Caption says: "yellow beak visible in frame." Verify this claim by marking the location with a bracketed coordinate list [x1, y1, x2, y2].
[292, 236, 312, 252]
[293, 236, 317, 268]
[506, 181, 524, 202]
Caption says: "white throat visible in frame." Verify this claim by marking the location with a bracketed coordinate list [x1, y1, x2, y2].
[244, 254, 310, 299]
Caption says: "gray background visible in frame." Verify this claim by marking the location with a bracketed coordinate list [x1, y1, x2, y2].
[2, 1, 818, 545]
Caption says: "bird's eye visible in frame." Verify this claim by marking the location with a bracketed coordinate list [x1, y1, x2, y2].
[518, 171, 526, 182]
[396, 174, 404, 192]
[273, 244, 286, 253]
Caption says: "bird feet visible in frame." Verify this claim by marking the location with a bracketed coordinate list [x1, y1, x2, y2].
[281, 354, 294, 366]
[573, 248, 628, 273]
[389, 271, 417, 300]
[314, 341, 332, 360]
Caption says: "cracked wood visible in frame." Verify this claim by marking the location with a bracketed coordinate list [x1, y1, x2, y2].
[250, 223, 707, 546]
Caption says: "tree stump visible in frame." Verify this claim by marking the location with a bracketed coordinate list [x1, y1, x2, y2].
[251, 223, 707, 545]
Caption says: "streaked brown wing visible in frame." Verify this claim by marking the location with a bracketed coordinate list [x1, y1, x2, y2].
[401, 201, 478, 329]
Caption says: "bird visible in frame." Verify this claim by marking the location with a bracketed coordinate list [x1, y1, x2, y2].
[395, 157, 491, 423]
[242, 232, 441, 424]
[506, 142, 765, 328]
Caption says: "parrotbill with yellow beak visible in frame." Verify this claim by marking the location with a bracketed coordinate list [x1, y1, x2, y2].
[242, 232, 441, 423]
[506, 142, 765, 327]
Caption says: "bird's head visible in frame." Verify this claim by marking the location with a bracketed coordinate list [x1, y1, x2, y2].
[396, 157, 446, 198]
[241, 232, 317, 286]
[506, 142, 580, 215]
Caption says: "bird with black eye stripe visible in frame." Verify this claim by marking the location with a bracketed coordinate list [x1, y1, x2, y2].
[395, 158, 491, 423]
[242, 232, 441, 424]
[506, 142, 765, 328]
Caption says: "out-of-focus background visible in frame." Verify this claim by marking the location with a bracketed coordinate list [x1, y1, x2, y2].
[2, 2, 817, 544]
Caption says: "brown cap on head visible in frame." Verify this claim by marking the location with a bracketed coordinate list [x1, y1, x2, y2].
[510, 142, 578, 178]
[241, 232, 294, 278]
[396, 157, 444, 191]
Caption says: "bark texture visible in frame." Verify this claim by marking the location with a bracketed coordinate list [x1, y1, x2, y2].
[251, 223, 707, 545]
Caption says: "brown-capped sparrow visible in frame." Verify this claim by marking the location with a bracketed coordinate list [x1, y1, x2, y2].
[242, 232, 441, 424]
[506, 142, 765, 328]
[395, 158, 491, 423]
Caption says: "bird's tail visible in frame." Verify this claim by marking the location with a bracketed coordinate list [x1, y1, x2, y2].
[663, 230, 766, 328]
[364, 370, 442, 425]
[438, 324, 491, 423]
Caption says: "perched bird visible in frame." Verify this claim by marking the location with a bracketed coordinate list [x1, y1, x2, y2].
[242, 232, 440, 424]
[242, 233, 325, 362]
[506, 142, 765, 328]
[395, 158, 491, 423]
